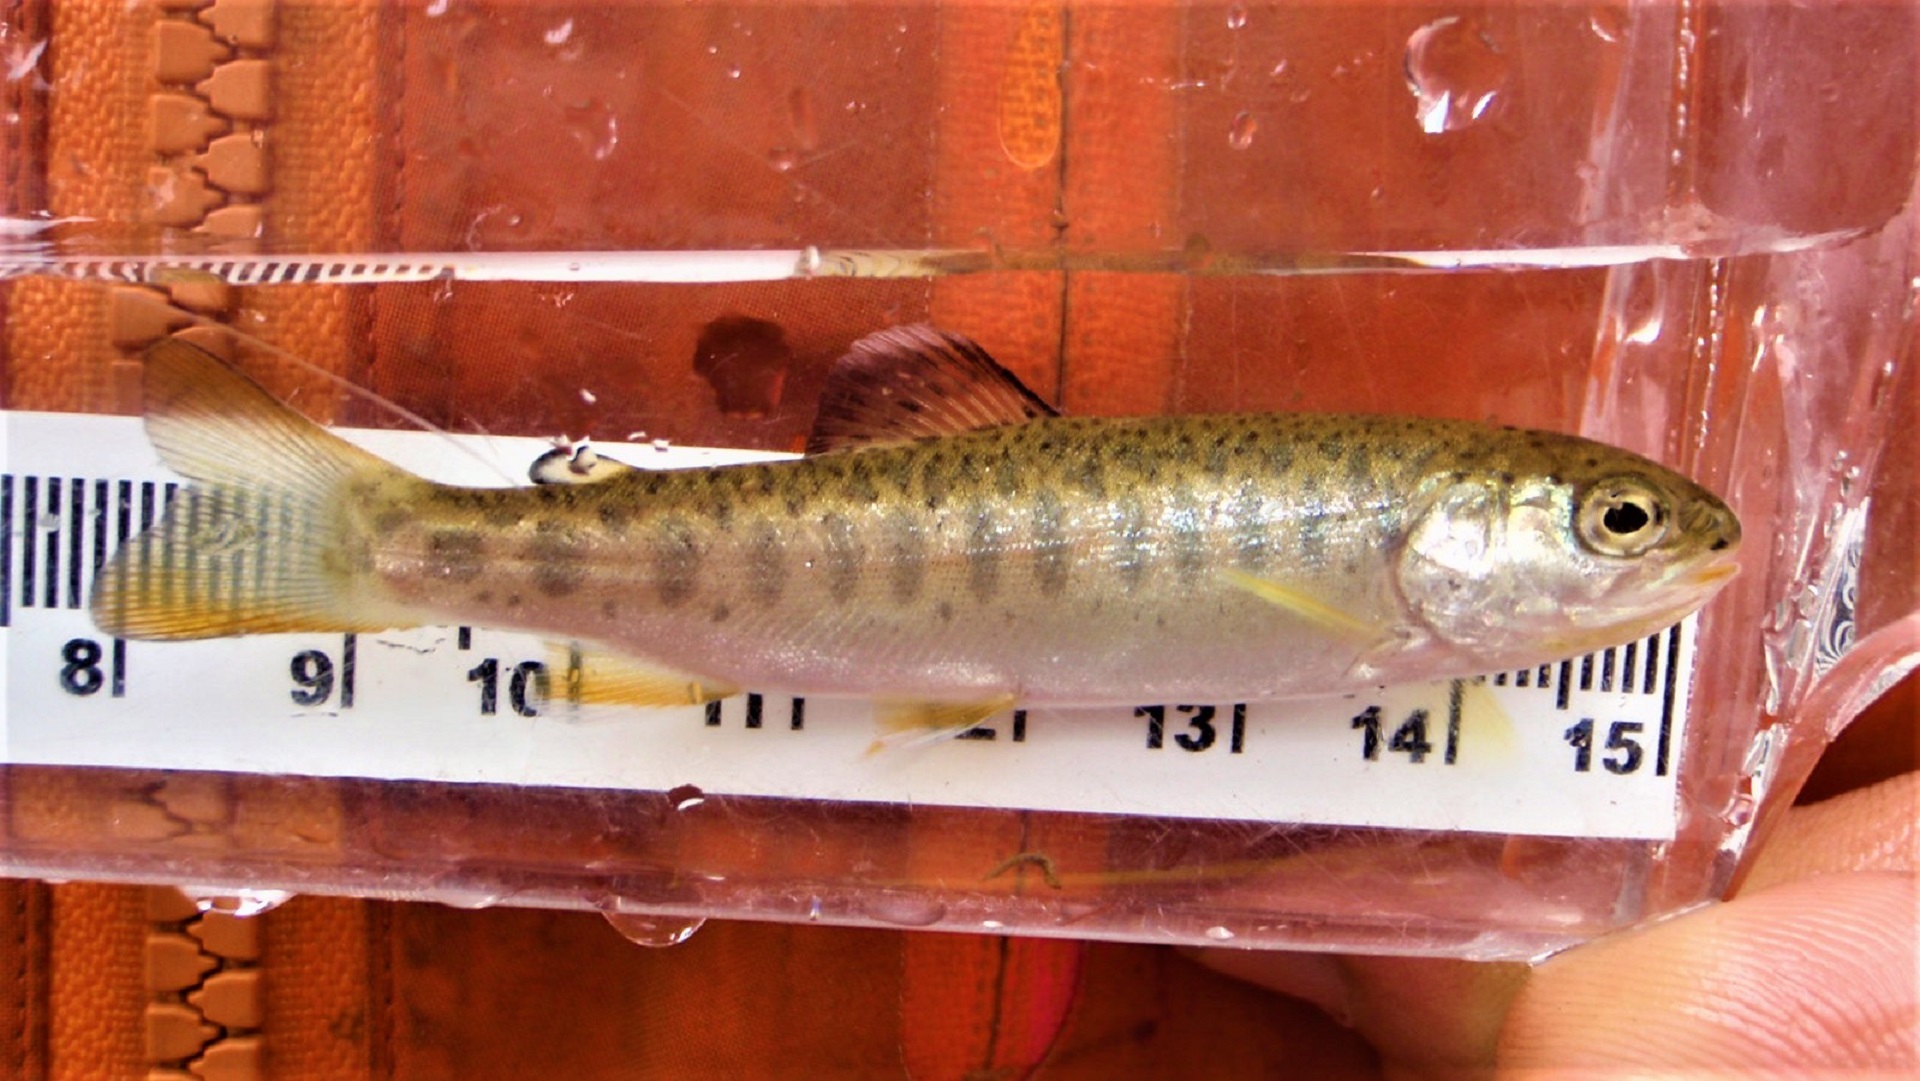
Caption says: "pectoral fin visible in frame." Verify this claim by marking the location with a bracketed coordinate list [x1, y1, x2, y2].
[547, 641, 739, 708]
[1457, 678, 1519, 764]
[868, 694, 1020, 753]
[1220, 568, 1383, 643]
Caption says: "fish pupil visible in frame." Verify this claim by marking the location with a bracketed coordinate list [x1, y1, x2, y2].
[1603, 502, 1650, 535]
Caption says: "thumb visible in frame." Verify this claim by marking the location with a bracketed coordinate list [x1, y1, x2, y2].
[1495, 870, 1917, 1073]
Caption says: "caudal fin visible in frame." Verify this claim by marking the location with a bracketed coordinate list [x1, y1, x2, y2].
[90, 338, 419, 640]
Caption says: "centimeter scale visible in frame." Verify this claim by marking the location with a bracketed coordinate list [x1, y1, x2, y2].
[0, 408, 1696, 840]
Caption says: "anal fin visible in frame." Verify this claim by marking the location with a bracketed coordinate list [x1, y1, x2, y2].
[547, 641, 739, 708]
[868, 694, 1021, 754]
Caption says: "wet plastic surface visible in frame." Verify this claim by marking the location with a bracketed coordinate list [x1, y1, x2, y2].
[0, 0, 1915, 958]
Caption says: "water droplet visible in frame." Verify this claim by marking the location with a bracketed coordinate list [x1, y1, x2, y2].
[4, 38, 48, 83]
[1725, 792, 1756, 828]
[667, 783, 705, 811]
[1588, 8, 1625, 44]
[981, 919, 1006, 930]
[603, 911, 707, 948]
[1227, 110, 1258, 150]
[1225, 3, 1248, 30]
[440, 890, 505, 910]
[1403, 16, 1510, 134]
[768, 147, 799, 172]
[806, 896, 824, 921]
[1613, 271, 1667, 346]
[1740, 725, 1778, 777]
[563, 100, 621, 161]
[705, 43, 719, 56]
[544, 18, 574, 46]
[726, 64, 742, 80]
[424, 0, 449, 16]
[1268, 58, 1290, 79]
[652, 438, 671, 453]
[177, 887, 294, 918]
[1204, 925, 1236, 941]
[578, 388, 597, 405]
[861, 890, 947, 928]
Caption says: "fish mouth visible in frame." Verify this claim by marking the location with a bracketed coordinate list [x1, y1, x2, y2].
[1685, 561, 1741, 589]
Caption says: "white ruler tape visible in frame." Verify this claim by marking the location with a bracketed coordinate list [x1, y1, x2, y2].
[1, 410, 1693, 839]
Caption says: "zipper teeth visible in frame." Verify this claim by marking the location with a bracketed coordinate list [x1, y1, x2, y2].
[143, 886, 265, 1081]
[110, 0, 278, 411]
[135, 3, 279, 1077]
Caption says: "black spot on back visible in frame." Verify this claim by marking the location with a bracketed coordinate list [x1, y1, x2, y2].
[372, 506, 413, 535]
[1071, 456, 1106, 498]
[921, 453, 952, 510]
[598, 501, 633, 532]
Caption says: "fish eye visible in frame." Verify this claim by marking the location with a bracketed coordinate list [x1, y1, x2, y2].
[1577, 479, 1670, 557]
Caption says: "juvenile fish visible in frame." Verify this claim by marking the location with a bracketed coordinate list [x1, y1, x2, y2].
[90, 327, 1741, 735]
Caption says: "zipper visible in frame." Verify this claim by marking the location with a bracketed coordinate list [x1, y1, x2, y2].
[144, 886, 265, 1081]
[108, 0, 278, 408]
[135, 3, 279, 1077]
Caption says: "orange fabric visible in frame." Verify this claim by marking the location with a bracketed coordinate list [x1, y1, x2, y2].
[46, 884, 147, 1081]
[260, 897, 379, 1081]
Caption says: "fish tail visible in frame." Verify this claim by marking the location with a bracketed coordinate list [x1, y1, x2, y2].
[90, 338, 420, 640]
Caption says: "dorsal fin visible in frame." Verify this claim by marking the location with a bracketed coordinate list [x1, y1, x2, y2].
[805, 325, 1059, 454]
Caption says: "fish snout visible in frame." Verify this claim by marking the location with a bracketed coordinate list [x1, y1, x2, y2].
[1682, 498, 1742, 555]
